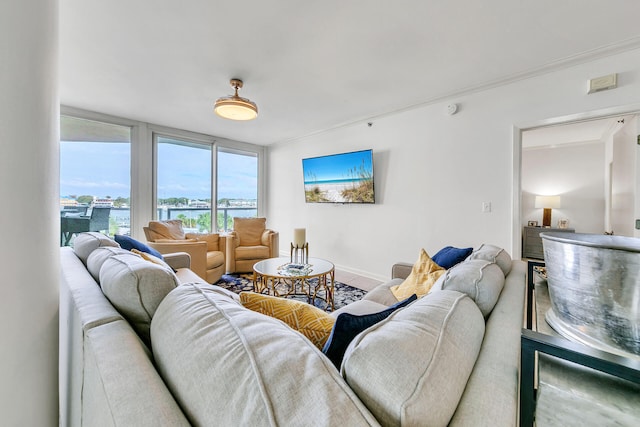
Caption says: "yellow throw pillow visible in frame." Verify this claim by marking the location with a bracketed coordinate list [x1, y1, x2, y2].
[390, 248, 445, 301]
[239, 292, 335, 349]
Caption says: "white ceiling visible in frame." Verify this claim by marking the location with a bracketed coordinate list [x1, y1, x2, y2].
[60, 0, 640, 146]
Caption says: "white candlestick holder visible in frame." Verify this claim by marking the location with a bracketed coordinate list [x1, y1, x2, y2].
[290, 242, 309, 264]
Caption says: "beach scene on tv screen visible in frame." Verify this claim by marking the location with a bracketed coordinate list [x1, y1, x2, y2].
[303, 150, 374, 203]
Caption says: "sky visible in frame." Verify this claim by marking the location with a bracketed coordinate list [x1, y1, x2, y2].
[302, 149, 373, 182]
[60, 141, 258, 201]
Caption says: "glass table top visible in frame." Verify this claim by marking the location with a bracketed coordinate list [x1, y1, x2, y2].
[253, 257, 334, 278]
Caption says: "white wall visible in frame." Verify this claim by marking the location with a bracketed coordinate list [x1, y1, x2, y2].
[522, 142, 605, 233]
[636, 117, 640, 238]
[610, 117, 638, 236]
[0, 0, 59, 425]
[268, 48, 640, 281]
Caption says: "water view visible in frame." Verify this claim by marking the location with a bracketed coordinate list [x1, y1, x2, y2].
[60, 202, 257, 242]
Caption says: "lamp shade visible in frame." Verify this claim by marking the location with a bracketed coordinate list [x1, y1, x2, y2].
[534, 195, 561, 209]
[214, 79, 258, 121]
[214, 97, 258, 120]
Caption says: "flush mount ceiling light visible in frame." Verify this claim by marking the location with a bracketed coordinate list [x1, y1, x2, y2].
[214, 79, 258, 121]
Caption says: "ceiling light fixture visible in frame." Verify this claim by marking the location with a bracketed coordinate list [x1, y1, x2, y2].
[214, 79, 258, 121]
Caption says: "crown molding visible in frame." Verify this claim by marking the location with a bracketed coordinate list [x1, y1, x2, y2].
[272, 36, 640, 147]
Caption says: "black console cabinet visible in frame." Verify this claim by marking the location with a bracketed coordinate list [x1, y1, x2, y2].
[522, 226, 574, 259]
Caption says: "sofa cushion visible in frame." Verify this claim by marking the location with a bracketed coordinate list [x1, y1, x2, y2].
[362, 278, 404, 306]
[205, 250, 225, 269]
[185, 233, 220, 251]
[331, 299, 389, 317]
[99, 254, 180, 346]
[114, 234, 164, 259]
[131, 249, 175, 272]
[342, 290, 485, 427]
[468, 243, 512, 275]
[234, 217, 266, 246]
[235, 245, 270, 260]
[390, 248, 445, 300]
[73, 232, 119, 265]
[146, 220, 186, 241]
[433, 258, 505, 317]
[432, 246, 473, 269]
[239, 292, 335, 349]
[448, 260, 526, 426]
[82, 320, 191, 426]
[86, 246, 134, 282]
[151, 284, 378, 426]
[323, 294, 417, 369]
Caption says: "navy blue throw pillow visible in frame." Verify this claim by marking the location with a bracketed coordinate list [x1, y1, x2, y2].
[432, 246, 473, 269]
[114, 234, 164, 260]
[322, 294, 417, 369]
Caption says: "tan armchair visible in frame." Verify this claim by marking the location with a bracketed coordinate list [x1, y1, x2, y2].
[226, 217, 279, 273]
[143, 220, 226, 284]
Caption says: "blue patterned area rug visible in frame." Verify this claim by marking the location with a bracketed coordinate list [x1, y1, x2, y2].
[214, 274, 367, 312]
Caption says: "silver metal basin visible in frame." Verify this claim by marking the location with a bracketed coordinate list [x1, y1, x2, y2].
[541, 232, 640, 360]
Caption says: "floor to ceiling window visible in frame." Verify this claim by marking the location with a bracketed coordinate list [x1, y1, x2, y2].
[59, 115, 131, 246]
[60, 108, 265, 242]
[216, 148, 258, 232]
[155, 135, 213, 232]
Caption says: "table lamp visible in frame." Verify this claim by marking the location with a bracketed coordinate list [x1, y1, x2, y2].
[534, 195, 561, 227]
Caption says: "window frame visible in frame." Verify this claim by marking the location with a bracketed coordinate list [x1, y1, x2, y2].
[215, 143, 263, 231]
[59, 107, 135, 240]
[152, 130, 215, 231]
[60, 106, 266, 241]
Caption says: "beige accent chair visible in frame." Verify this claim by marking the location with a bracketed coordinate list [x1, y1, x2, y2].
[226, 217, 279, 273]
[143, 219, 226, 284]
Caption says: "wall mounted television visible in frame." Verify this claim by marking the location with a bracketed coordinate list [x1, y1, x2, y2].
[302, 149, 375, 204]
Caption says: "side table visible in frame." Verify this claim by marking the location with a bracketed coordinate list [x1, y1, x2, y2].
[520, 260, 640, 426]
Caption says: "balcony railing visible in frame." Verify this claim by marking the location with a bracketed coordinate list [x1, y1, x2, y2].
[61, 206, 256, 244]
[157, 206, 257, 233]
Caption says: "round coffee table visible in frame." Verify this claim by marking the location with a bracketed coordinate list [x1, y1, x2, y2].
[253, 257, 336, 311]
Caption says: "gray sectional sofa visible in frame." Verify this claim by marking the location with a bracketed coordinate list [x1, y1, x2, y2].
[60, 232, 526, 426]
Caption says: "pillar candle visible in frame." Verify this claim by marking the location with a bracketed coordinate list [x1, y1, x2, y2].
[293, 228, 306, 247]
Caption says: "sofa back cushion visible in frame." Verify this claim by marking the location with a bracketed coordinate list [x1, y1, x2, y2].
[146, 220, 186, 241]
[151, 284, 377, 427]
[468, 243, 512, 275]
[73, 232, 119, 265]
[100, 254, 179, 346]
[433, 259, 505, 317]
[233, 217, 266, 246]
[323, 294, 417, 369]
[342, 290, 485, 427]
[185, 233, 220, 252]
[86, 246, 133, 282]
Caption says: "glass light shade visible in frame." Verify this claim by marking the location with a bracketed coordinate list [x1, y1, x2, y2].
[214, 96, 258, 121]
[535, 195, 561, 209]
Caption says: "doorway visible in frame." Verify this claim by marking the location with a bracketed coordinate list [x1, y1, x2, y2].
[513, 109, 640, 258]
